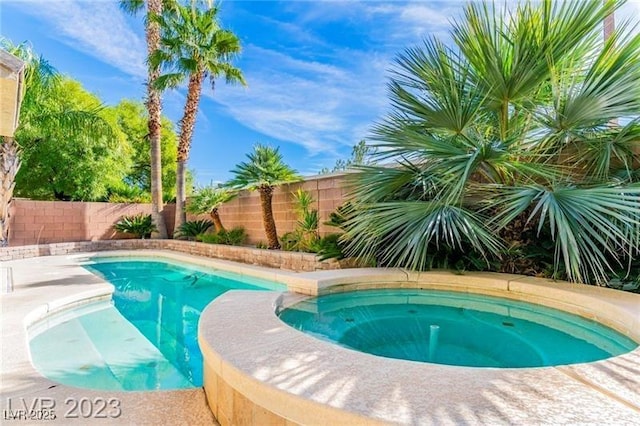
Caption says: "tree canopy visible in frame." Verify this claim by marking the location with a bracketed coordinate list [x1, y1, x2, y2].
[12, 62, 186, 202]
[109, 99, 186, 202]
[15, 73, 126, 201]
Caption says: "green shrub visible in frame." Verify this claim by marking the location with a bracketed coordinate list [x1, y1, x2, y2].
[113, 214, 156, 239]
[310, 234, 345, 260]
[281, 189, 320, 252]
[175, 219, 213, 240]
[280, 231, 302, 251]
[107, 185, 151, 203]
[199, 227, 247, 246]
[324, 202, 353, 228]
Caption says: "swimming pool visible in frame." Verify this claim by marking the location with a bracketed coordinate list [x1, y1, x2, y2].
[279, 289, 638, 368]
[28, 257, 284, 390]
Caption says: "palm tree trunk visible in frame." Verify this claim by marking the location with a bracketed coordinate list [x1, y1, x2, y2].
[603, 10, 614, 42]
[0, 137, 21, 247]
[259, 185, 280, 249]
[175, 159, 186, 234]
[210, 208, 225, 233]
[146, 0, 167, 238]
[603, 8, 618, 127]
[175, 70, 205, 231]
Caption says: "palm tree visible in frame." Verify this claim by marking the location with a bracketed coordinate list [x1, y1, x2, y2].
[119, 0, 168, 238]
[0, 41, 114, 246]
[151, 2, 246, 232]
[345, 0, 640, 285]
[227, 145, 300, 249]
[186, 185, 236, 232]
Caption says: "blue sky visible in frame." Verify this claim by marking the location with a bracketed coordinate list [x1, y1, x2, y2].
[2, 1, 639, 185]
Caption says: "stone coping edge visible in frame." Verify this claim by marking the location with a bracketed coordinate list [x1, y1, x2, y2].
[199, 276, 640, 425]
[0, 239, 340, 272]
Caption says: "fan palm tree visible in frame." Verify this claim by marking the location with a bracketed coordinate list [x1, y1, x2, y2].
[151, 2, 246, 232]
[119, 0, 168, 238]
[0, 41, 114, 246]
[186, 185, 236, 232]
[345, 0, 640, 285]
[227, 144, 300, 249]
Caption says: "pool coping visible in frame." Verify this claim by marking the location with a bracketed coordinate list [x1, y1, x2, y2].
[198, 270, 640, 425]
[2, 249, 639, 425]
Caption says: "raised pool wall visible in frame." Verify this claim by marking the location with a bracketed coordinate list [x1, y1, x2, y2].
[199, 270, 640, 425]
[0, 240, 340, 271]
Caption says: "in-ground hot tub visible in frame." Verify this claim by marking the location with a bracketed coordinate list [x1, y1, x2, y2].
[278, 289, 638, 368]
[198, 270, 640, 425]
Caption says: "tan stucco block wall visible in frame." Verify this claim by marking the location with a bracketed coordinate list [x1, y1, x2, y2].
[9, 200, 176, 246]
[8, 174, 349, 247]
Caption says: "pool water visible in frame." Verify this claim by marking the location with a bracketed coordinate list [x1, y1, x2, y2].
[28, 258, 284, 390]
[279, 289, 638, 368]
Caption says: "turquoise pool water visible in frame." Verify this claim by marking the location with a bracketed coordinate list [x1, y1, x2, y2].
[279, 289, 638, 368]
[29, 258, 284, 390]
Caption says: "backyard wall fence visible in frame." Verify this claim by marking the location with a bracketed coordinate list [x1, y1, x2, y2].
[7, 173, 350, 247]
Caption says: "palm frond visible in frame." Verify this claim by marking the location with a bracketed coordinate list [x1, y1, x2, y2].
[492, 184, 640, 284]
[118, 0, 145, 15]
[343, 201, 503, 271]
[227, 144, 300, 190]
[187, 185, 237, 214]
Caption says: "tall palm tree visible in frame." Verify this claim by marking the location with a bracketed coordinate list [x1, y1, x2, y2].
[151, 2, 246, 231]
[119, 0, 168, 238]
[345, 0, 640, 285]
[186, 185, 236, 232]
[227, 145, 300, 249]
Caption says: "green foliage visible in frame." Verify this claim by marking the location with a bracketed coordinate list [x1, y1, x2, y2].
[199, 227, 247, 245]
[293, 189, 319, 236]
[320, 140, 377, 174]
[281, 189, 320, 252]
[307, 202, 355, 261]
[151, 3, 246, 92]
[227, 144, 300, 249]
[4, 39, 182, 203]
[114, 214, 157, 239]
[186, 185, 236, 215]
[13, 70, 126, 201]
[324, 202, 354, 228]
[108, 183, 152, 203]
[110, 100, 185, 202]
[255, 241, 267, 249]
[344, 0, 640, 285]
[310, 234, 345, 261]
[227, 144, 300, 190]
[175, 219, 213, 240]
[280, 232, 302, 252]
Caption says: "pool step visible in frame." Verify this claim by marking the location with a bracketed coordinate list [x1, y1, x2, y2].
[76, 307, 192, 390]
[29, 305, 192, 391]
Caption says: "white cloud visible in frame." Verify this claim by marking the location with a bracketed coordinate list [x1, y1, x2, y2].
[210, 44, 389, 157]
[617, 0, 640, 37]
[10, 0, 146, 78]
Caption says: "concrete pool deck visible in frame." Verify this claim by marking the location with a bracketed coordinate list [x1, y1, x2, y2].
[1, 249, 639, 425]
